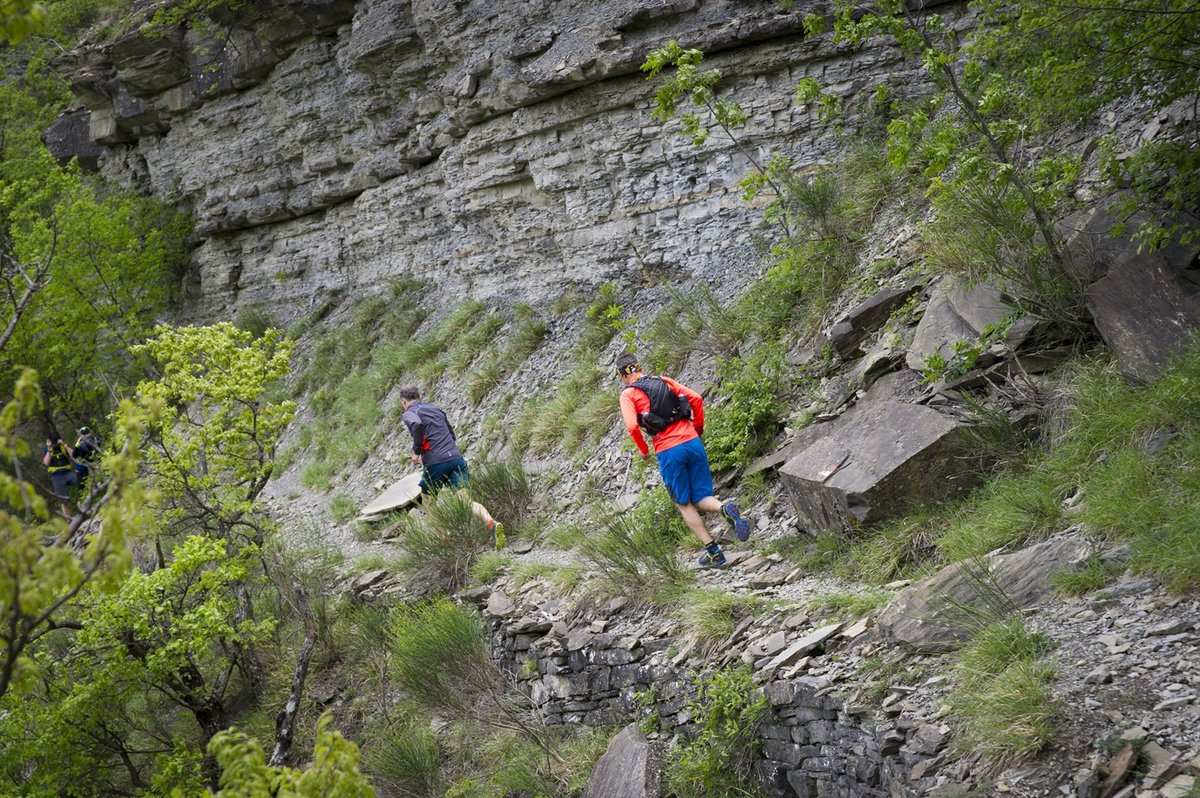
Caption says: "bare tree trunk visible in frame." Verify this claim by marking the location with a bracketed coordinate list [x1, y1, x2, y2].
[270, 582, 317, 766]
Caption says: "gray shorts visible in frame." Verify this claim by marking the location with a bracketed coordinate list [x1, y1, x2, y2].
[49, 470, 79, 500]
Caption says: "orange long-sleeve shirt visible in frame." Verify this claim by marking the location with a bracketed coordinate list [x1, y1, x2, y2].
[619, 375, 705, 457]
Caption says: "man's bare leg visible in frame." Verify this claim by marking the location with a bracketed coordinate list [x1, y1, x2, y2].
[677, 502, 714, 545]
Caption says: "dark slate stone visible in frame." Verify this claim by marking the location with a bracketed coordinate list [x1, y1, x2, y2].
[826, 284, 921, 358]
[43, 109, 105, 171]
[1087, 251, 1200, 383]
[580, 723, 661, 798]
[779, 396, 982, 534]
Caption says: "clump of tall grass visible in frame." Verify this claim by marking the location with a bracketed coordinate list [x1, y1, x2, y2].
[675, 590, 761, 656]
[577, 499, 694, 604]
[389, 598, 557, 762]
[363, 718, 442, 798]
[1050, 555, 1115, 596]
[949, 616, 1057, 766]
[397, 492, 491, 593]
[466, 458, 532, 534]
[502, 305, 548, 369]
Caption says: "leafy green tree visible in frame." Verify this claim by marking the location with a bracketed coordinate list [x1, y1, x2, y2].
[135, 322, 296, 548]
[1, 150, 190, 426]
[208, 712, 376, 798]
[1, 535, 275, 794]
[0, 0, 44, 43]
[968, 0, 1200, 249]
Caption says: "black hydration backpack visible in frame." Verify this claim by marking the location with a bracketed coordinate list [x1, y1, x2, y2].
[630, 376, 692, 435]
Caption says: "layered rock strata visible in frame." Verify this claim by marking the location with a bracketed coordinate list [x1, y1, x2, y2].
[49, 0, 959, 321]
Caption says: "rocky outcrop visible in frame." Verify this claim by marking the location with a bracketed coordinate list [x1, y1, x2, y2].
[48, 0, 963, 322]
[581, 724, 661, 798]
[1087, 251, 1200, 383]
[778, 372, 984, 534]
[877, 534, 1094, 653]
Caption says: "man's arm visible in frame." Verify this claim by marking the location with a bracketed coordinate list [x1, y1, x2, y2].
[619, 389, 650, 458]
[401, 409, 425, 456]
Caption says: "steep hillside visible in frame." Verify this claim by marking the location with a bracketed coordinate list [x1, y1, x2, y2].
[32, 1, 1200, 797]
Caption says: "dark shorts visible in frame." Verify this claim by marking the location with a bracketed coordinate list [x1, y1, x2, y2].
[420, 457, 469, 494]
[656, 437, 715, 506]
[49, 469, 80, 500]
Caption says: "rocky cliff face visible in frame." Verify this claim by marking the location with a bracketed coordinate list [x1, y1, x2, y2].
[49, 0, 952, 322]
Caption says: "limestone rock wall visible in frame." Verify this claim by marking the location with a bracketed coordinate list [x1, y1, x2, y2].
[52, 0, 956, 322]
[466, 585, 938, 798]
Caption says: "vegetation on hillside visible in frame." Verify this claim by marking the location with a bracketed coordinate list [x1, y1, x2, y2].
[0, 0, 1197, 793]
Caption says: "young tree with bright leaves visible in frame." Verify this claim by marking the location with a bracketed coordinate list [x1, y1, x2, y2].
[1, 536, 275, 794]
[208, 713, 376, 798]
[134, 322, 296, 550]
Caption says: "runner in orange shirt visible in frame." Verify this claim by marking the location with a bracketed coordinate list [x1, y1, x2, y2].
[615, 352, 750, 567]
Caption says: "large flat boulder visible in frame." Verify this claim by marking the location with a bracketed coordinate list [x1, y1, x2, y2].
[779, 392, 981, 534]
[1086, 251, 1200, 383]
[906, 278, 1035, 371]
[877, 535, 1093, 652]
[358, 471, 423, 519]
[581, 723, 661, 798]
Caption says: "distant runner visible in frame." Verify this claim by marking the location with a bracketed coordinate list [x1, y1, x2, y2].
[615, 352, 750, 567]
[42, 436, 78, 518]
[399, 386, 504, 548]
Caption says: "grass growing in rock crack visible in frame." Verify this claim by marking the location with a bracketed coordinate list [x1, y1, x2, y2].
[675, 590, 762, 656]
[806, 590, 891, 620]
[949, 616, 1057, 766]
[511, 562, 557, 587]
[328, 494, 357, 524]
[953, 346, 1200, 588]
[389, 598, 560, 766]
[546, 523, 587, 550]
[469, 552, 512, 585]
[466, 352, 502, 405]
[1050, 555, 1116, 596]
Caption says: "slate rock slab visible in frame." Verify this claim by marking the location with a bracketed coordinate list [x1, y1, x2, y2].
[581, 723, 661, 798]
[1087, 251, 1200, 383]
[358, 471, 422, 518]
[779, 396, 981, 534]
[877, 535, 1093, 652]
[906, 278, 1036, 371]
[825, 284, 921, 358]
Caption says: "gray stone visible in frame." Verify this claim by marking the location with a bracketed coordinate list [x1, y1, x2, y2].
[906, 277, 1034, 371]
[878, 535, 1092, 652]
[486, 591, 516, 618]
[749, 631, 788, 658]
[1087, 252, 1200, 382]
[763, 623, 844, 673]
[1084, 666, 1114, 685]
[581, 724, 660, 798]
[350, 568, 388, 593]
[825, 284, 921, 358]
[779, 396, 982, 534]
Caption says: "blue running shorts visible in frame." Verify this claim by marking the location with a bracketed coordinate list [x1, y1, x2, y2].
[656, 437, 715, 506]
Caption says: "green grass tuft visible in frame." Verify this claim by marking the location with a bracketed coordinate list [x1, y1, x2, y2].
[1050, 555, 1115, 596]
[329, 494, 357, 524]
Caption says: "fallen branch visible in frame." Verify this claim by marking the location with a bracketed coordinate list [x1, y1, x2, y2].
[269, 582, 317, 766]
